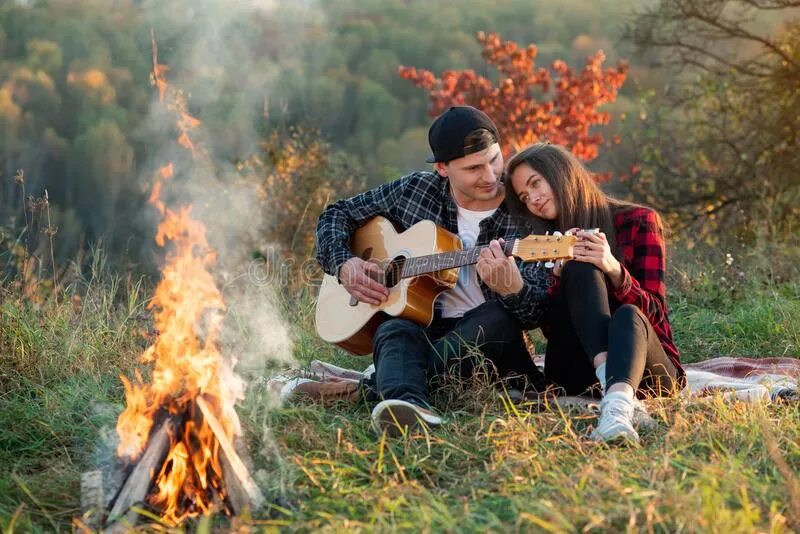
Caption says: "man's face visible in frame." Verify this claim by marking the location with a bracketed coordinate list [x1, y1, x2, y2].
[436, 143, 504, 207]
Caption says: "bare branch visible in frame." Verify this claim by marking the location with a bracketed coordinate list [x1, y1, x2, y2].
[628, 0, 800, 76]
[740, 0, 800, 11]
[683, 5, 800, 71]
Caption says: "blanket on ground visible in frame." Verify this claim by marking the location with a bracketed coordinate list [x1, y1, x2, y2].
[529, 355, 799, 402]
[683, 357, 799, 402]
[271, 356, 800, 404]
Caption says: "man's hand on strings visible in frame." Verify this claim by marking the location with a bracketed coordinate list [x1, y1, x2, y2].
[338, 257, 389, 305]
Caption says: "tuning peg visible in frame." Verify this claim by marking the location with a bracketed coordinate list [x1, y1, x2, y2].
[544, 261, 555, 269]
[553, 231, 562, 237]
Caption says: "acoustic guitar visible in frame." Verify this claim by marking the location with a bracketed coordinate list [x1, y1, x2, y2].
[315, 216, 576, 355]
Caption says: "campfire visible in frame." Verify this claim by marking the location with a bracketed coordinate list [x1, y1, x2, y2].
[108, 193, 263, 526]
[80, 34, 263, 530]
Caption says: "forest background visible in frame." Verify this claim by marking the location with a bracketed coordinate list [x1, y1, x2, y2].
[1, 0, 797, 281]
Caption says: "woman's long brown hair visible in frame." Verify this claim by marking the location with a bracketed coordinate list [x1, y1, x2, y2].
[504, 143, 657, 260]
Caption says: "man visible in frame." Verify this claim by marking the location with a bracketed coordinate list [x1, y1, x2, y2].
[315, 106, 550, 435]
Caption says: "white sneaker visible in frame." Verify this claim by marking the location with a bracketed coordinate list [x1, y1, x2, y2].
[590, 392, 639, 443]
[371, 399, 442, 437]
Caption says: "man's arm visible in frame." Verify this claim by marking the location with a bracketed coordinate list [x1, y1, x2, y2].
[476, 240, 551, 330]
[497, 260, 551, 330]
[315, 173, 415, 278]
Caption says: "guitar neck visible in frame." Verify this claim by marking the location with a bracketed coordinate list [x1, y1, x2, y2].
[400, 240, 516, 279]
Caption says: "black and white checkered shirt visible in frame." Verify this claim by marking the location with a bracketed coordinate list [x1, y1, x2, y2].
[315, 171, 550, 329]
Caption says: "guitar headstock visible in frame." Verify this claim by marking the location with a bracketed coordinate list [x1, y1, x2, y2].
[511, 234, 576, 263]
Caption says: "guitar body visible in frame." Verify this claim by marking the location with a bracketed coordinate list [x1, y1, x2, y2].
[315, 217, 461, 355]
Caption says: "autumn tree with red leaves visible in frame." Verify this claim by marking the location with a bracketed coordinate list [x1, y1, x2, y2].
[399, 32, 628, 180]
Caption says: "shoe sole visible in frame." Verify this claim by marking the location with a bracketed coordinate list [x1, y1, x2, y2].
[371, 400, 442, 437]
[293, 380, 359, 402]
[277, 378, 315, 402]
[590, 426, 640, 444]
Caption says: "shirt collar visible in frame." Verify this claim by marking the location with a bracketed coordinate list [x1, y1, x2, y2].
[435, 171, 514, 232]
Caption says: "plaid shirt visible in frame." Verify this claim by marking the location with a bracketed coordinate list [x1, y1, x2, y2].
[546, 206, 682, 370]
[315, 171, 551, 329]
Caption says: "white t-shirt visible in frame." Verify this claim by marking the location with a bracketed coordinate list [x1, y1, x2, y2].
[439, 205, 496, 318]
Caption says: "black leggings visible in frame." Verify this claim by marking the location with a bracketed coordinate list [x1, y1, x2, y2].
[544, 261, 683, 397]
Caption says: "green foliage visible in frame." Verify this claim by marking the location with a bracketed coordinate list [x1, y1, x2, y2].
[0, 0, 151, 267]
[244, 124, 366, 292]
[667, 240, 800, 362]
[0, 0, 650, 274]
[67, 120, 136, 246]
[2, 0, 730, 272]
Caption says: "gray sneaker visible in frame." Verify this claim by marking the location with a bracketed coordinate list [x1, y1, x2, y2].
[371, 399, 443, 437]
[590, 393, 639, 443]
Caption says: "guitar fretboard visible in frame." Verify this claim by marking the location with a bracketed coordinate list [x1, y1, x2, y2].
[399, 240, 516, 279]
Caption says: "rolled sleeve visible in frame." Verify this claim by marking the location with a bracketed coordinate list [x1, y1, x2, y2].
[498, 262, 551, 329]
[612, 263, 634, 302]
[315, 203, 357, 277]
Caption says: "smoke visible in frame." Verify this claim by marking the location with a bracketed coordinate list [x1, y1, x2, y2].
[138, 0, 330, 377]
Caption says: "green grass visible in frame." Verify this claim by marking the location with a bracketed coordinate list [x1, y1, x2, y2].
[667, 242, 800, 362]
[1, 250, 799, 532]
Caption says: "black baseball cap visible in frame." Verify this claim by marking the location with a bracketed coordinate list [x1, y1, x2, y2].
[426, 106, 500, 163]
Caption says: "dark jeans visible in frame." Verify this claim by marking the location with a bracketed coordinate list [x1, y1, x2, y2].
[371, 301, 546, 408]
[544, 261, 682, 397]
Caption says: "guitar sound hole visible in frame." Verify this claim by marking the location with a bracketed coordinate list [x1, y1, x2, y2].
[384, 256, 406, 288]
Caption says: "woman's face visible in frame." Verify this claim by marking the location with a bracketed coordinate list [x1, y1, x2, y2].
[510, 162, 558, 221]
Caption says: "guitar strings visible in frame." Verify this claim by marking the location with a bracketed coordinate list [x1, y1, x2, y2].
[373, 241, 517, 283]
[370, 237, 566, 283]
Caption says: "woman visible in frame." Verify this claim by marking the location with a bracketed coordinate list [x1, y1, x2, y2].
[503, 143, 685, 442]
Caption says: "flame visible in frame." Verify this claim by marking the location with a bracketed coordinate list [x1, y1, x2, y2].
[114, 32, 244, 525]
[177, 131, 196, 154]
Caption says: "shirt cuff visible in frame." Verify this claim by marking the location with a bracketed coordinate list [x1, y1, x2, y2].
[330, 249, 356, 282]
[499, 279, 534, 312]
[612, 264, 634, 301]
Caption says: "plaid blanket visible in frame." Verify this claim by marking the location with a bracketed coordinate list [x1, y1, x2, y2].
[682, 357, 799, 402]
[686, 356, 800, 378]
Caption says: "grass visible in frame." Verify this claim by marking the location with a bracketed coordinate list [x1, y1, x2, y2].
[0, 247, 799, 532]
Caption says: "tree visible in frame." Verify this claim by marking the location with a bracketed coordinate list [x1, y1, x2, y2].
[627, 0, 800, 241]
[69, 120, 135, 245]
[243, 125, 365, 291]
[398, 31, 628, 176]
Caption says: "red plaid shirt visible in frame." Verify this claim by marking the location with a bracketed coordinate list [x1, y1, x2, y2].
[545, 206, 682, 372]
